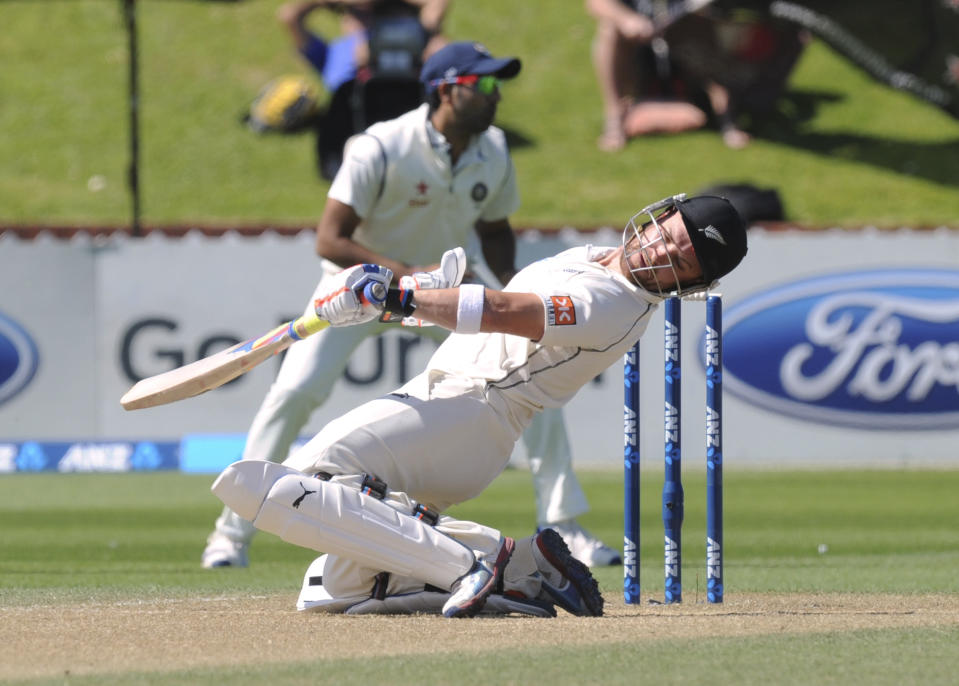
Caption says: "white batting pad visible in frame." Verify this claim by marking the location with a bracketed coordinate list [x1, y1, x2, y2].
[346, 591, 449, 615]
[211, 460, 301, 521]
[297, 555, 368, 612]
[213, 462, 475, 591]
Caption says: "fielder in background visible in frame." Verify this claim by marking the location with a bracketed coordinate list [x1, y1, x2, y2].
[211, 192, 748, 618]
[203, 41, 622, 570]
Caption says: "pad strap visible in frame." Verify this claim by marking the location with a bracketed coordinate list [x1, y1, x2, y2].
[361, 474, 387, 499]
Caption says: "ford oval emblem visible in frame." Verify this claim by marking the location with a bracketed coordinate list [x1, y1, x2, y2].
[0, 311, 39, 407]
[721, 269, 959, 430]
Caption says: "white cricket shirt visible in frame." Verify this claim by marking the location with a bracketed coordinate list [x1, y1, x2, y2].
[325, 104, 520, 272]
[424, 246, 662, 435]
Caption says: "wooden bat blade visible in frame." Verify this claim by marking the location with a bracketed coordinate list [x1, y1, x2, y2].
[120, 315, 329, 410]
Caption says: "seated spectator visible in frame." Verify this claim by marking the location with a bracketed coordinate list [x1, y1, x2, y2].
[586, 0, 804, 151]
[278, 0, 451, 178]
[277, 0, 449, 93]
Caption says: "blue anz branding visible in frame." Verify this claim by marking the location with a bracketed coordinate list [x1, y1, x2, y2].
[0, 311, 39, 407]
[722, 269, 959, 430]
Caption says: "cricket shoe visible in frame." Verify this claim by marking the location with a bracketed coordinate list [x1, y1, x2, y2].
[442, 537, 515, 618]
[533, 528, 604, 617]
[201, 532, 249, 568]
[544, 518, 622, 567]
[484, 593, 557, 618]
[344, 591, 556, 618]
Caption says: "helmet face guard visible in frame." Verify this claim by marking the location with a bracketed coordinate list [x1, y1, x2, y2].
[622, 193, 710, 297]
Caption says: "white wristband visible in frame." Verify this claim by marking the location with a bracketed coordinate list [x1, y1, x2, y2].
[455, 284, 485, 334]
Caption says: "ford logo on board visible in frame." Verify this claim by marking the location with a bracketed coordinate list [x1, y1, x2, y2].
[0, 312, 39, 407]
[722, 269, 959, 430]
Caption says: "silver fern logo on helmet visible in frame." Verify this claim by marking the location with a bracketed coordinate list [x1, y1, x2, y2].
[702, 225, 727, 245]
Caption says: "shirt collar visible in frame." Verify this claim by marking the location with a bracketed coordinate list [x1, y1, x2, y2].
[422, 106, 485, 167]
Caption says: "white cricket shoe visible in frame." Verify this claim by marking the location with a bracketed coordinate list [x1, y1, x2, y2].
[201, 532, 249, 568]
[545, 519, 622, 568]
[442, 537, 514, 618]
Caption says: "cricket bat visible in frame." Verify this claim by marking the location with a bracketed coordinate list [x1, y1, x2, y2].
[120, 282, 385, 411]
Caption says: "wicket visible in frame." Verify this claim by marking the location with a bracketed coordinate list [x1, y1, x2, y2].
[623, 294, 724, 605]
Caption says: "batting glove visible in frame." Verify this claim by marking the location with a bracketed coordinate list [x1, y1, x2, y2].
[397, 247, 467, 327]
[314, 264, 391, 327]
[399, 247, 467, 291]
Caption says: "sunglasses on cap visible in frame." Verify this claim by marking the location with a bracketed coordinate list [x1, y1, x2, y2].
[429, 74, 502, 95]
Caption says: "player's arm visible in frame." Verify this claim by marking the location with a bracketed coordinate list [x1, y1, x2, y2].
[393, 287, 545, 340]
[474, 218, 517, 286]
[314, 198, 423, 280]
[586, 0, 654, 40]
[402, 0, 450, 33]
[277, 1, 331, 51]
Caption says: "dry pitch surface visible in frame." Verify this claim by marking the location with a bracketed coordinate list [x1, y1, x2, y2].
[3, 592, 959, 680]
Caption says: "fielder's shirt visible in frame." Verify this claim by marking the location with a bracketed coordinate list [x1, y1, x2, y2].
[326, 103, 520, 272]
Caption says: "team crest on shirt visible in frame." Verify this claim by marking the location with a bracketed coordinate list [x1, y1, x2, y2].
[546, 296, 577, 326]
[409, 180, 430, 207]
[471, 183, 488, 202]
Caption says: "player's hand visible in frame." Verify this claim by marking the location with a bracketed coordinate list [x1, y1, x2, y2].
[396, 247, 466, 327]
[621, 13, 654, 41]
[314, 264, 391, 327]
[400, 247, 467, 291]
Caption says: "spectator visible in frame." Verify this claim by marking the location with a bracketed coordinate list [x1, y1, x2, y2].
[278, 1, 452, 177]
[202, 41, 622, 573]
[586, 1, 803, 151]
[210, 193, 749, 617]
[277, 0, 449, 93]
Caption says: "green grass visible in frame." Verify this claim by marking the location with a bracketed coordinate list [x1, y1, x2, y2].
[2, 0, 958, 227]
[3, 468, 958, 601]
[5, 627, 959, 686]
[2, 468, 958, 685]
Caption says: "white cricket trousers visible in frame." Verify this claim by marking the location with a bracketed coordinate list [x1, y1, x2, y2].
[211, 277, 588, 543]
[282, 374, 521, 599]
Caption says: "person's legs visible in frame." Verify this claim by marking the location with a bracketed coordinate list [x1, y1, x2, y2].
[295, 527, 604, 618]
[202, 278, 383, 568]
[523, 408, 588, 524]
[523, 408, 622, 567]
[592, 19, 640, 151]
[212, 459, 513, 617]
[622, 99, 708, 136]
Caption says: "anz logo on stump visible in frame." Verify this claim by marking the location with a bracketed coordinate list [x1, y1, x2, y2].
[0, 311, 39, 407]
[722, 269, 959, 430]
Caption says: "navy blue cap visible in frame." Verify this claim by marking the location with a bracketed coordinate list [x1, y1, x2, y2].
[420, 42, 521, 92]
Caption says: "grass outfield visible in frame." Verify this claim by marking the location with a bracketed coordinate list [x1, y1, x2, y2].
[2, 468, 958, 684]
[2, 0, 958, 227]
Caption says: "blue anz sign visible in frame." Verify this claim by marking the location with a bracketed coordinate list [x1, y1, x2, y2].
[721, 269, 959, 430]
[0, 311, 39, 407]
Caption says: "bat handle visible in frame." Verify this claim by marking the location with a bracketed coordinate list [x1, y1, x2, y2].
[363, 281, 387, 305]
[291, 281, 387, 339]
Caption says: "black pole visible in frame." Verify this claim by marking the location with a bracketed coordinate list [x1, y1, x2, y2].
[123, 0, 142, 236]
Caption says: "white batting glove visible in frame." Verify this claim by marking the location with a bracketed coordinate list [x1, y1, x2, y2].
[397, 247, 467, 327]
[314, 264, 392, 327]
[399, 247, 467, 291]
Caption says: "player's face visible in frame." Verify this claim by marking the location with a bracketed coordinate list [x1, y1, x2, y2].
[623, 208, 703, 295]
[449, 76, 501, 133]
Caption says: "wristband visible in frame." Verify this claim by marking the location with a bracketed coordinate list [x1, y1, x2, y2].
[455, 284, 485, 334]
[384, 287, 416, 317]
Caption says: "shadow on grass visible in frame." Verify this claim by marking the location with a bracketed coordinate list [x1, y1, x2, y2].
[502, 125, 535, 150]
[753, 89, 959, 188]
